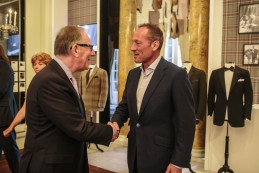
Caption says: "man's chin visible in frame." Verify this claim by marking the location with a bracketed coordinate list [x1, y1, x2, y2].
[134, 57, 140, 63]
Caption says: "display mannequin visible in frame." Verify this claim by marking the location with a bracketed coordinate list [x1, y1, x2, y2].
[183, 61, 207, 173]
[208, 63, 253, 127]
[208, 63, 253, 172]
[182, 61, 207, 123]
[75, 65, 109, 152]
[78, 64, 108, 115]
[182, 61, 192, 73]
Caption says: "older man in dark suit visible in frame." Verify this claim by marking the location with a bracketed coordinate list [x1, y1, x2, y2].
[19, 26, 119, 173]
[111, 23, 196, 173]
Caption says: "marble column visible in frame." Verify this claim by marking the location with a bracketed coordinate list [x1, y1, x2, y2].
[189, 0, 209, 161]
[118, 0, 136, 136]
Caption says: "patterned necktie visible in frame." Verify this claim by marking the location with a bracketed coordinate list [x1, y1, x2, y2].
[70, 76, 79, 95]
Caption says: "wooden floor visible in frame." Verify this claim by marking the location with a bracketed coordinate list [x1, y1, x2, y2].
[0, 152, 115, 173]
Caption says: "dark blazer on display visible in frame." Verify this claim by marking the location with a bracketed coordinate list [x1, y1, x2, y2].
[112, 58, 196, 173]
[208, 66, 253, 127]
[19, 60, 113, 173]
[188, 66, 207, 120]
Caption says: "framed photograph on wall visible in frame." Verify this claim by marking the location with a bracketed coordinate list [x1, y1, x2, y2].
[239, 3, 259, 34]
[243, 44, 259, 65]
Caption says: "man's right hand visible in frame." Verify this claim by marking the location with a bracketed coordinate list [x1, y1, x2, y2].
[107, 122, 120, 142]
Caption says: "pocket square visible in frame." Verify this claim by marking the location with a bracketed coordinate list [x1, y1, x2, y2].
[238, 79, 244, 82]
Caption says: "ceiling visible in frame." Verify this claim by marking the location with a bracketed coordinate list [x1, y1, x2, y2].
[0, 0, 18, 4]
[0, 0, 19, 14]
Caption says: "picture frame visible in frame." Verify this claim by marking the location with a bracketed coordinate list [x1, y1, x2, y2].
[239, 3, 259, 34]
[243, 44, 259, 65]
[19, 72, 25, 81]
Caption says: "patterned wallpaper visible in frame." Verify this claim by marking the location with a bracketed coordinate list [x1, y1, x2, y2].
[68, 0, 97, 25]
[223, 0, 259, 104]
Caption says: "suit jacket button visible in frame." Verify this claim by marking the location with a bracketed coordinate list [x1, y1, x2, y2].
[136, 123, 140, 127]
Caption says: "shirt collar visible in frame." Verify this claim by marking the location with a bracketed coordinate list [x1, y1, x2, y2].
[54, 57, 73, 79]
[140, 56, 162, 75]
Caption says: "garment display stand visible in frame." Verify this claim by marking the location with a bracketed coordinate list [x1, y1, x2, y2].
[218, 120, 234, 173]
[87, 111, 104, 152]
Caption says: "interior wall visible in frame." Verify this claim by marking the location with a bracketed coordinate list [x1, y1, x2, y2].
[67, 0, 97, 25]
[16, 0, 68, 149]
[25, 0, 67, 89]
[205, 0, 259, 172]
[221, 0, 259, 104]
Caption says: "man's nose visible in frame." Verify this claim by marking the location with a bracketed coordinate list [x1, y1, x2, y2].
[130, 43, 136, 51]
[91, 50, 96, 56]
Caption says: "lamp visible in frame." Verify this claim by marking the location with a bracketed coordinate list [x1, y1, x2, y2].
[0, 9, 18, 39]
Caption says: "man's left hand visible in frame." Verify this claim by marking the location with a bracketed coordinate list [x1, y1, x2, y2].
[165, 163, 182, 173]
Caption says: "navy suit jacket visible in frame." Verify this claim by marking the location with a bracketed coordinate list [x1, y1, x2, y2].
[19, 60, 113, 173]
[112, 58, 196, 173]
[208, 66, 253, 127]
[0, 57, 17, 127]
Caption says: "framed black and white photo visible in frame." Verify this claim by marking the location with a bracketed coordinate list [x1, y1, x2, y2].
[19, 82, 26, 92]
[13, 82, 18, 93]
[239, 3, 259, 34]
[19, 61, 25, 71]
[19, 72, 25, 81]
[243, 44, 259, 65]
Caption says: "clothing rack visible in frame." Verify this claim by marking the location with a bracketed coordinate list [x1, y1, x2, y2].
[218, 120, 234, 173]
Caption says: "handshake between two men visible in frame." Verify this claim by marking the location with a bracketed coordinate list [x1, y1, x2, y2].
[107, 121, 120, 142]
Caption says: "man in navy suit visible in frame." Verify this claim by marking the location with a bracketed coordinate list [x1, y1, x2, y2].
[111, 23, 196, 173]
[19, 26, 119, 173]
[0, 45, 20, 173]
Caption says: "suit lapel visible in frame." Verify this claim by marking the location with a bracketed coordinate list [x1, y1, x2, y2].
[130, 68, 141, 117]
[79, 96, 86, 119]
[79, 71, 86, 94]
[230, 66, 241, 92]
[50, 60, 85, 117]
[218, 68, 226, 94]
[87, 67, 98, 87]
[188, 66, 194, 79]
[138, 58, 167, 117]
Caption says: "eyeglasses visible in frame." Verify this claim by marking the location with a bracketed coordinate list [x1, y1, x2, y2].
[76, 43, 93, 51]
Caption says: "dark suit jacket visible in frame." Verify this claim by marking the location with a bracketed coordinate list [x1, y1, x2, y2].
[112, 58, 196, 173]
[19, 60, 113, 173]
[188, 66, 207, 120]
[208, 66, 253, 127]
[0, 57, 17, 127]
